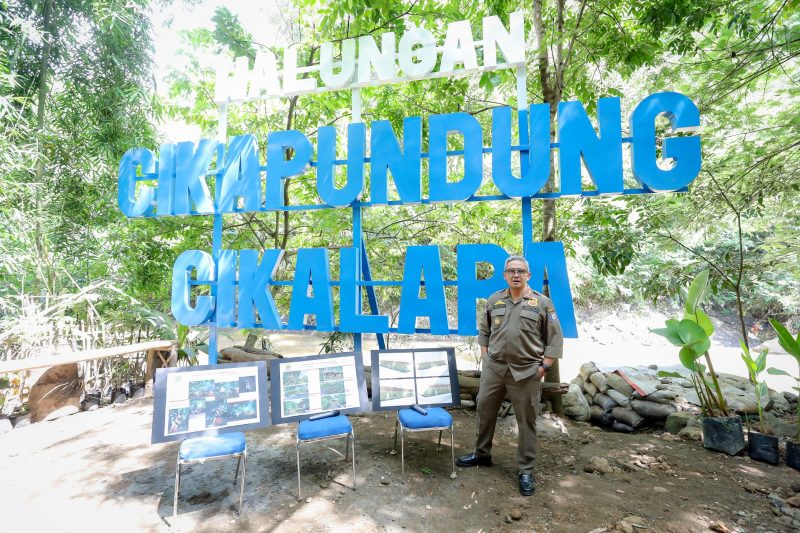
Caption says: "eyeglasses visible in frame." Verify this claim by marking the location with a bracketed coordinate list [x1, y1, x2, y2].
[504, 268, 528, 275]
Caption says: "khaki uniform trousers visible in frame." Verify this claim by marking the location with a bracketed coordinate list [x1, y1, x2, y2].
[474, 359, 542, 474]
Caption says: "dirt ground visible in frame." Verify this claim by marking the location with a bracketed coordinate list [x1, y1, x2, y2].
[2, 393, 798, 533]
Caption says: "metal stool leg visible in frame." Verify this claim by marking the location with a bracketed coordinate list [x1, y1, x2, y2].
[393, 419, 399, 451]
[437, 430, 443, 451]
[296, 443, 302, 500]
[173, 460, 181, 517]
[350, 429, 356, 490]
[400, 425, 405, 483]
[234, 454, 242, 482]
[345, 432, 350, 461]
[238, 451, 246, 514]
[450, 427, 455, 476]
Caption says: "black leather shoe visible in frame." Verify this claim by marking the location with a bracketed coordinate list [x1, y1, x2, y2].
[518, 473, 534, 496]
[455, 452, 492, 467]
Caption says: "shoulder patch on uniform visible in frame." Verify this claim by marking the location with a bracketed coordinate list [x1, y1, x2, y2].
[548, 311, 558, 322]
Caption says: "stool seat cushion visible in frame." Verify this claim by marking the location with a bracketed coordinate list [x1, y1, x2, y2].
[298, 415, 352, 441]
[179, 432, 246, 461]
[398, 407, 452, 429]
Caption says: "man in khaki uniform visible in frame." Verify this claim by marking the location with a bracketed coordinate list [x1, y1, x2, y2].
[456, 255, 564, 496]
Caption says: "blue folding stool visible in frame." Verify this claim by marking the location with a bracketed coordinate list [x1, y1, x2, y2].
[174, 432, 247, 516]
[393, 407, 454, 482]
[296, 415, 356, 499]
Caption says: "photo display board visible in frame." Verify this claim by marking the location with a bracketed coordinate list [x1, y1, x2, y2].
[370, 348, 460, 411]
[269, 352, 368, 424]
[151, 361, 269, 444]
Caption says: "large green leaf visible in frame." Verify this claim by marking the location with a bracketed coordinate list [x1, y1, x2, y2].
[678, 319, 711, 355]
[769, 318, 800, 359]
[651, 319, 684, 346]
[767, 367, 791, 377]
[684, 270, 709, 315]
[679, 346, 702, 371]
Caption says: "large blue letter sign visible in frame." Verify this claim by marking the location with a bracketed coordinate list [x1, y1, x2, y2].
[631, 91, 701, 191]
[171, 250, 215, 326]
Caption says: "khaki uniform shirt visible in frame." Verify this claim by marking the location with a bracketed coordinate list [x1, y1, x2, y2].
[477, 286, 564, 381]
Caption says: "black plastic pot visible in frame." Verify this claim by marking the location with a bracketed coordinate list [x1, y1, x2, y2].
[787, 440, 800, 470]
[747, 430, 779, 465]
[111, 388, 128, 404]
[130, 382, 145, 399]
[702, 416, 745, 456]
[82, 391, 102, 411]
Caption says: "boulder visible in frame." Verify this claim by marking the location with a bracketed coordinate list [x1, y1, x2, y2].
[579, 362, 600, 381]
[631, 399, 676, 419]
[764, 412, 800, 439]
[589, 372, 609, 393]
[783, 391, 798, 403]
[767, 390, 790, 413]
[606, 389, 631, 408]
[606, 372, 635, 397]
[28, 363, 83, 423]
[665, 411, 696, 434]
[562, 383, 591, 421]
[678, 420, 703, 441]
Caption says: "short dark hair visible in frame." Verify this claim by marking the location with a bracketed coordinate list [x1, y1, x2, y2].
[504, 255, 529, 271]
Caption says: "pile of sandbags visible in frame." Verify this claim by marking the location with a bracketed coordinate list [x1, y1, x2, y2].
[563, 362, 793, 433]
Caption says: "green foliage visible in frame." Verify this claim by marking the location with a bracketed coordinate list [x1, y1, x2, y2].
[652, 271, 730, 416]
[740, 340, 769, 432]
[767, 318, 800, 439]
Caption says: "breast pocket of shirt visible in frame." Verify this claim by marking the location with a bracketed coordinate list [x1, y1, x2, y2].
[489, 307, 506, 329]
[519, 309, 540, 332]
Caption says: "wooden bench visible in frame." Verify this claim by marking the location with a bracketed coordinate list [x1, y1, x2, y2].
[0, 340, 177, 395]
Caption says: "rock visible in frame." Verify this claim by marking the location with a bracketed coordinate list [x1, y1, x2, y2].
[589, 372, 609, 393]
[460, 393, 473, 401]
[787, 495, 800, 508]
[305, 497, 312, 503]
[12, 414, 30, 428]
[425, 505, 432, 510]
[606, 389, 630, 408]
[791, 480, 800, 493]
[678, 423, 702, 441]
[615, 521, 634, 533]
[606, 372, 635, 397]
[505, 515, 513, 524]
[653, 486, 668, 493]
[631, 399, 676, 419]
[709, 521, 731, 533]
[679, 380, 693, 388]
[562, 384, 591, 421]
[665, 411, 696, 434]
[0, 416, 12, 434]
[28, 363, 83, 423]
[460, 400, 476, 409]
[623, 515, 646, 527]
[380, 477, 390, 485]
[511, 509, 522, 520]
[763, 412, 799, 439]
[579, 362, 600, 380]
[656, 384, 668, 390]
[783, 391, 798, 403]
[767, 390, 790, 413]
[583, 381, 598, 397]
[584, 456, 613, 475]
